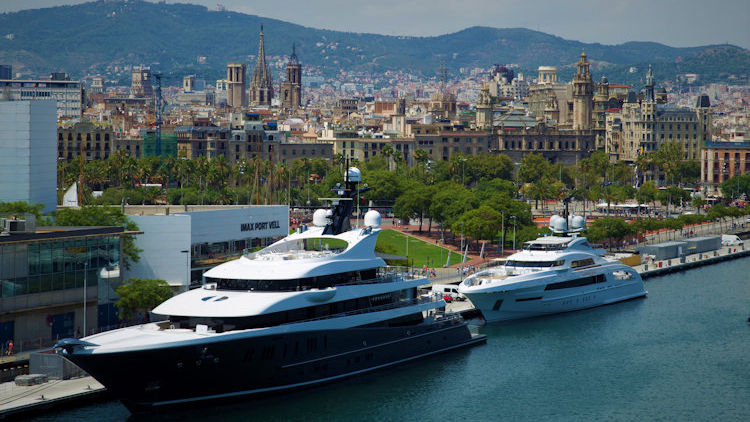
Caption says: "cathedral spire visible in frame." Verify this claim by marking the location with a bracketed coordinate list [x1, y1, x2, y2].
[250, 26, 273, 105]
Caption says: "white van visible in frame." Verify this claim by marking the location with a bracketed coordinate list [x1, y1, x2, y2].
[721, 234, 742, 246]
[431, 284, 466, 301]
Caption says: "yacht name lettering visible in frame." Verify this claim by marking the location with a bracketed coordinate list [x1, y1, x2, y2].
[240, 220, 281, 232]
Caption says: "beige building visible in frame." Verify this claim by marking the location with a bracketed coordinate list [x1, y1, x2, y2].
[280, 44, 302, 110]
[606, 69, 712, 169]
[226, 62, 247, 108]
[57, 121, 114, 162]
[130, 65, 153, 98]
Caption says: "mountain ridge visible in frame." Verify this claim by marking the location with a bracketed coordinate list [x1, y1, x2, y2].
[0, 0, 746, 86]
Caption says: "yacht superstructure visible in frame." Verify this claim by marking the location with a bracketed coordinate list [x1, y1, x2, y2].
[56, 168, 484, 412]
[459, 208, 646, 323]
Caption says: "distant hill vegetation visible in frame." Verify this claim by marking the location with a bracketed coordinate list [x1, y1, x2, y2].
[0, 0, 747, 85]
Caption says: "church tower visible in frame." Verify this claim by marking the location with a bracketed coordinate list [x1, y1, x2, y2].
[475, 84, 492, 130]
[645, 65, 655, 102]
[250, 26, 274, 107]
[280, 43, 302, 110]
[572, 52, 593, 130]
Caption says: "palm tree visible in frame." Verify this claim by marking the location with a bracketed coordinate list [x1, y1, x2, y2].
[381, 144, 394, 170]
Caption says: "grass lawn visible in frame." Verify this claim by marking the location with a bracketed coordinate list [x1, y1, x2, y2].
[375, 229, 463, 267]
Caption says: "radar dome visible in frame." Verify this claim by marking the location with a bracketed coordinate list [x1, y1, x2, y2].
[364, 210, 381, 228]
[549, 215, 567, 232]
[570, 215, 585, 230]
[313, 209, 330, 227]
[347, 167, 362, 183]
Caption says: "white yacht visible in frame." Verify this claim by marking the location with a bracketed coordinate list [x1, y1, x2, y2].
[56, 168, 485, 413]
[459, 211, 646, 323]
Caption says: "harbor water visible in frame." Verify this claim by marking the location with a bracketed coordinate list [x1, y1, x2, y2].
[32, 257, 750, 421]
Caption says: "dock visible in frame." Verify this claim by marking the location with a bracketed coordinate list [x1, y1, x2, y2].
[0, 376, 106, 420]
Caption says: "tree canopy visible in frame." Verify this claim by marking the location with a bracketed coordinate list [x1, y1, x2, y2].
[115, 278, 173, 321]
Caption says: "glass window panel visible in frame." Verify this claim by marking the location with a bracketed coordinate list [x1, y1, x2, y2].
[40, 244, 53, 274]
[28, 243, 40, 275]
[26, 275, 40, 294]
[53, 272, 66, 291]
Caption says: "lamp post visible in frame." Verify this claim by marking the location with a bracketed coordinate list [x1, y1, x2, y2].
[459, 221, 464, 254]
[83, 261, 88, 337]
[500, 211, 505, 256]
[511, 216, 517, 251]
[181, 249, 190, 287]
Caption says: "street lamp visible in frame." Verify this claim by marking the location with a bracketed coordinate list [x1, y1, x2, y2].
[500, 211, 505, 256]
[83, 261, 88, 337]
[510, 216, 517, 251]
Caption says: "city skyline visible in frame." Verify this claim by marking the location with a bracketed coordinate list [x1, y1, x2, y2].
[1, 0, 749, 50]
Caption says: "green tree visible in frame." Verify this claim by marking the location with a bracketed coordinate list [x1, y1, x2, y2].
[518, 153, 550, 184]
[455, 205, 503, 248]
[652, 141, 684, 184]
[676, 160, 701, 185]
[115, 278, 173, 321]
[586, 217, 634, 244]
[636, 181, 658, 215]
[0, 201, 50, 225]
[719, 173, 750, 199]
[54, 206, 142, 269]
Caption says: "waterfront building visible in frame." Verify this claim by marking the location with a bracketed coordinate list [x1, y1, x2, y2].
[700, 138, 750, 195]
[527, 66, 573, 125]
[605, 69, 712, 184]
[57, 121, 114, 162]
[249, 26, 274, 107]
[0, 100, 57, 213]
[280, 44, 302, 110]
[123, 206, 288, 291]
[494, 110, 596, 166]
[130, 65, 153, 98]
[0, 74, 83, 118]
[0, 219, 131, 349]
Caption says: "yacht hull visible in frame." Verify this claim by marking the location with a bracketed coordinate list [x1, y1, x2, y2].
[465, 279, 646, 323]
[61, 321, 484, 412]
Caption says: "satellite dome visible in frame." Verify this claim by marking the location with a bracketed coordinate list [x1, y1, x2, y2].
[364, 210, 381, 228]
[313, 209, 330, 227]
[570, 215, 585, 230]
[549, 215, 567, 232]
[347, 167, 362, 183]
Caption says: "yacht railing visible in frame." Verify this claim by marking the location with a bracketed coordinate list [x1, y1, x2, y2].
[337, 266, 425, 286]
[281, 296, 439, 325]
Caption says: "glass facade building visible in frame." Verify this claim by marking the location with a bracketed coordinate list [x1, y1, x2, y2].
[1, 236, 120, 298]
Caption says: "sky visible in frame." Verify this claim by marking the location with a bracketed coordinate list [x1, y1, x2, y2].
[2, 0, 749, 49]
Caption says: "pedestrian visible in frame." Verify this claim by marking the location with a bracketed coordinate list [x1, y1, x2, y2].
[7, 340, 13, 356]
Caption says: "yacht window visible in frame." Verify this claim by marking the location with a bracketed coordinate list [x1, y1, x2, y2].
[523, 242, 569, 251]
[545, 274, 605, 290]
[208, 268, 378, 292]
[570, 258, 595, 268]
[505, 260, 564, 268]
[168, 290, 411, 331]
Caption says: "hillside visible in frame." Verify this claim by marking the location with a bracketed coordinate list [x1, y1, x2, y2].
[0, 0, 746, 85]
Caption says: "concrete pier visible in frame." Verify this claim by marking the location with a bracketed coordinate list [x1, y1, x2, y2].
[0, 376, 106, 420]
